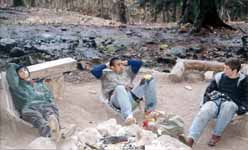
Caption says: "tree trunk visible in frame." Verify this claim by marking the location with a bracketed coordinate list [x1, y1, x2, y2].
[117, 0, 127, 24]
[13, 0, 24, 6]
[180, 0, 235, 33]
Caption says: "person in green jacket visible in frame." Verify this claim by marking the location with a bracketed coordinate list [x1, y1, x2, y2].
[6, 63, 61, 140]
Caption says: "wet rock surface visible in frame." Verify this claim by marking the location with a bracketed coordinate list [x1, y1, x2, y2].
[0, 8, 248, 72]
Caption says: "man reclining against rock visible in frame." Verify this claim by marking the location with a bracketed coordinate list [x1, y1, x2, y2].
[91, 57, 161, 125]
[179, 58, 248, 147]
[6, 63, 75, 142]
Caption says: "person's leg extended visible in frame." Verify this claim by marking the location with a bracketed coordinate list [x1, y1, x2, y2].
[21, 104, 50, 137]
[213, 101, 238, 136]
[110, 85, 133, 119]
[188, 101, 218, 141]
[41, 103, 59, 122]
[131, 77, 157, 112]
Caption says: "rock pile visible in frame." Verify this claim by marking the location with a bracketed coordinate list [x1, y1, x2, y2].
[27, 116, 190, 150]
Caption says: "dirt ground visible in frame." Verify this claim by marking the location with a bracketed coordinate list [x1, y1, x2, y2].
[1, 69, 248, 150]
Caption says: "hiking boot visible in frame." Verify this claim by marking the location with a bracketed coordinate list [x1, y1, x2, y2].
[178, 134, 194, 147]
[208, 135, 221, 147]
[60, 124, 77, 140]
[125, 115, 136, 125]
[48, 115, 60, 142]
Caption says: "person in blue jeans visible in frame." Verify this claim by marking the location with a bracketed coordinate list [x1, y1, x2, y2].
[180, 58, 248, 147]
[91, 57, 158, 125]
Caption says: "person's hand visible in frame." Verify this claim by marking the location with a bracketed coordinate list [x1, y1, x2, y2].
[125, 84, 133, 91]
[106, 62, 110, 68]
[121, 60, 128, 65]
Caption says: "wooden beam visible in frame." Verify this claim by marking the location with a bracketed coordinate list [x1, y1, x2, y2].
[28, 57, 77, 79]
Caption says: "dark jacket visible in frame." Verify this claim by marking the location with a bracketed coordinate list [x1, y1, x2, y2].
[203, 72, 248, 115]
[6, 63, 54, 113]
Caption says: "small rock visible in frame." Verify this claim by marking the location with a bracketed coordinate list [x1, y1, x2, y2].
[184, 85, 192, 91]
[190, 45, 203, 53]
[160, 44, 169, 49]
[169, 46, 187, 58]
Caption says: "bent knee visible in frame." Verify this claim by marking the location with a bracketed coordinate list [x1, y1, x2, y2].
[200, 101, 217, 114]
[221, 101, 238, 112]
[115, 85, 126, 92]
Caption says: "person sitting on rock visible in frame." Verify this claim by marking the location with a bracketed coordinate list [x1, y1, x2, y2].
[91, 57, 160, 125]
[6, 63, 75, 141]
[179, 58, 248, 147]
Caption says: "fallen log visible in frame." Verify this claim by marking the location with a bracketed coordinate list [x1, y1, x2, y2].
[169, 59, 248, 82]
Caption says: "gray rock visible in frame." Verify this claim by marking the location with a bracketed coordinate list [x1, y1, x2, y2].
[116, 124, 141, 137]
[242, 35, 248, 52]
[9, 47, 25, 57]
[77, 128, 102, 146]
[96, 118, 122, 137]
[26, 137, 56, 150]
[136, 129, 157, 146]
[157, 113, 185, 138]
[190, 45, 203, 53]
[0, 38, 17, 52]
[169, 46, 187, 58]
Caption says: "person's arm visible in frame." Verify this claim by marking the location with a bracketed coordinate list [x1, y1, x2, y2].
[90, 64, 107, 79]
[237, 77, 248, 115]
[6, 63, 21, 89]
[126, 59, 143, 74]
[202, 80, 218, 104]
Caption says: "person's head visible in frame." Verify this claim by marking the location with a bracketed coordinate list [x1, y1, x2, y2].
[109, 57, 124, 73]
[16, 65, 30, 80]
[224, 58, 241, 78]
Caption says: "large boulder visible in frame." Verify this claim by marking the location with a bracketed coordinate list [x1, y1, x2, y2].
[26, 137, 56, 150]
[77, 127, 102, 146]
[0, 38, 17, 52]
[96, 118, 122, 137]
[146, 135, 191, 150]
[157, 113, 185, 138]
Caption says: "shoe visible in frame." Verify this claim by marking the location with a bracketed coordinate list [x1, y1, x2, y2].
[124, 115, 136, 125]
[208, 135, 221, 147]
[178, 134, 194, 147]
[48, 115, 60, 142]
[60, 124, 77, 140]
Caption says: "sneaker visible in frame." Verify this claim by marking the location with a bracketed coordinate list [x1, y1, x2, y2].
[208, 135, 221, 147]
[48, 115, 60, 142]
[178, 134, 194, 147]
[124, 115, 136, 125]
[60, 124, 77, 140]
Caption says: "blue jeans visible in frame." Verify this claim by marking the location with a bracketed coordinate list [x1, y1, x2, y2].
[188, 100, 238, 141]
[110, 78, 157, 119]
